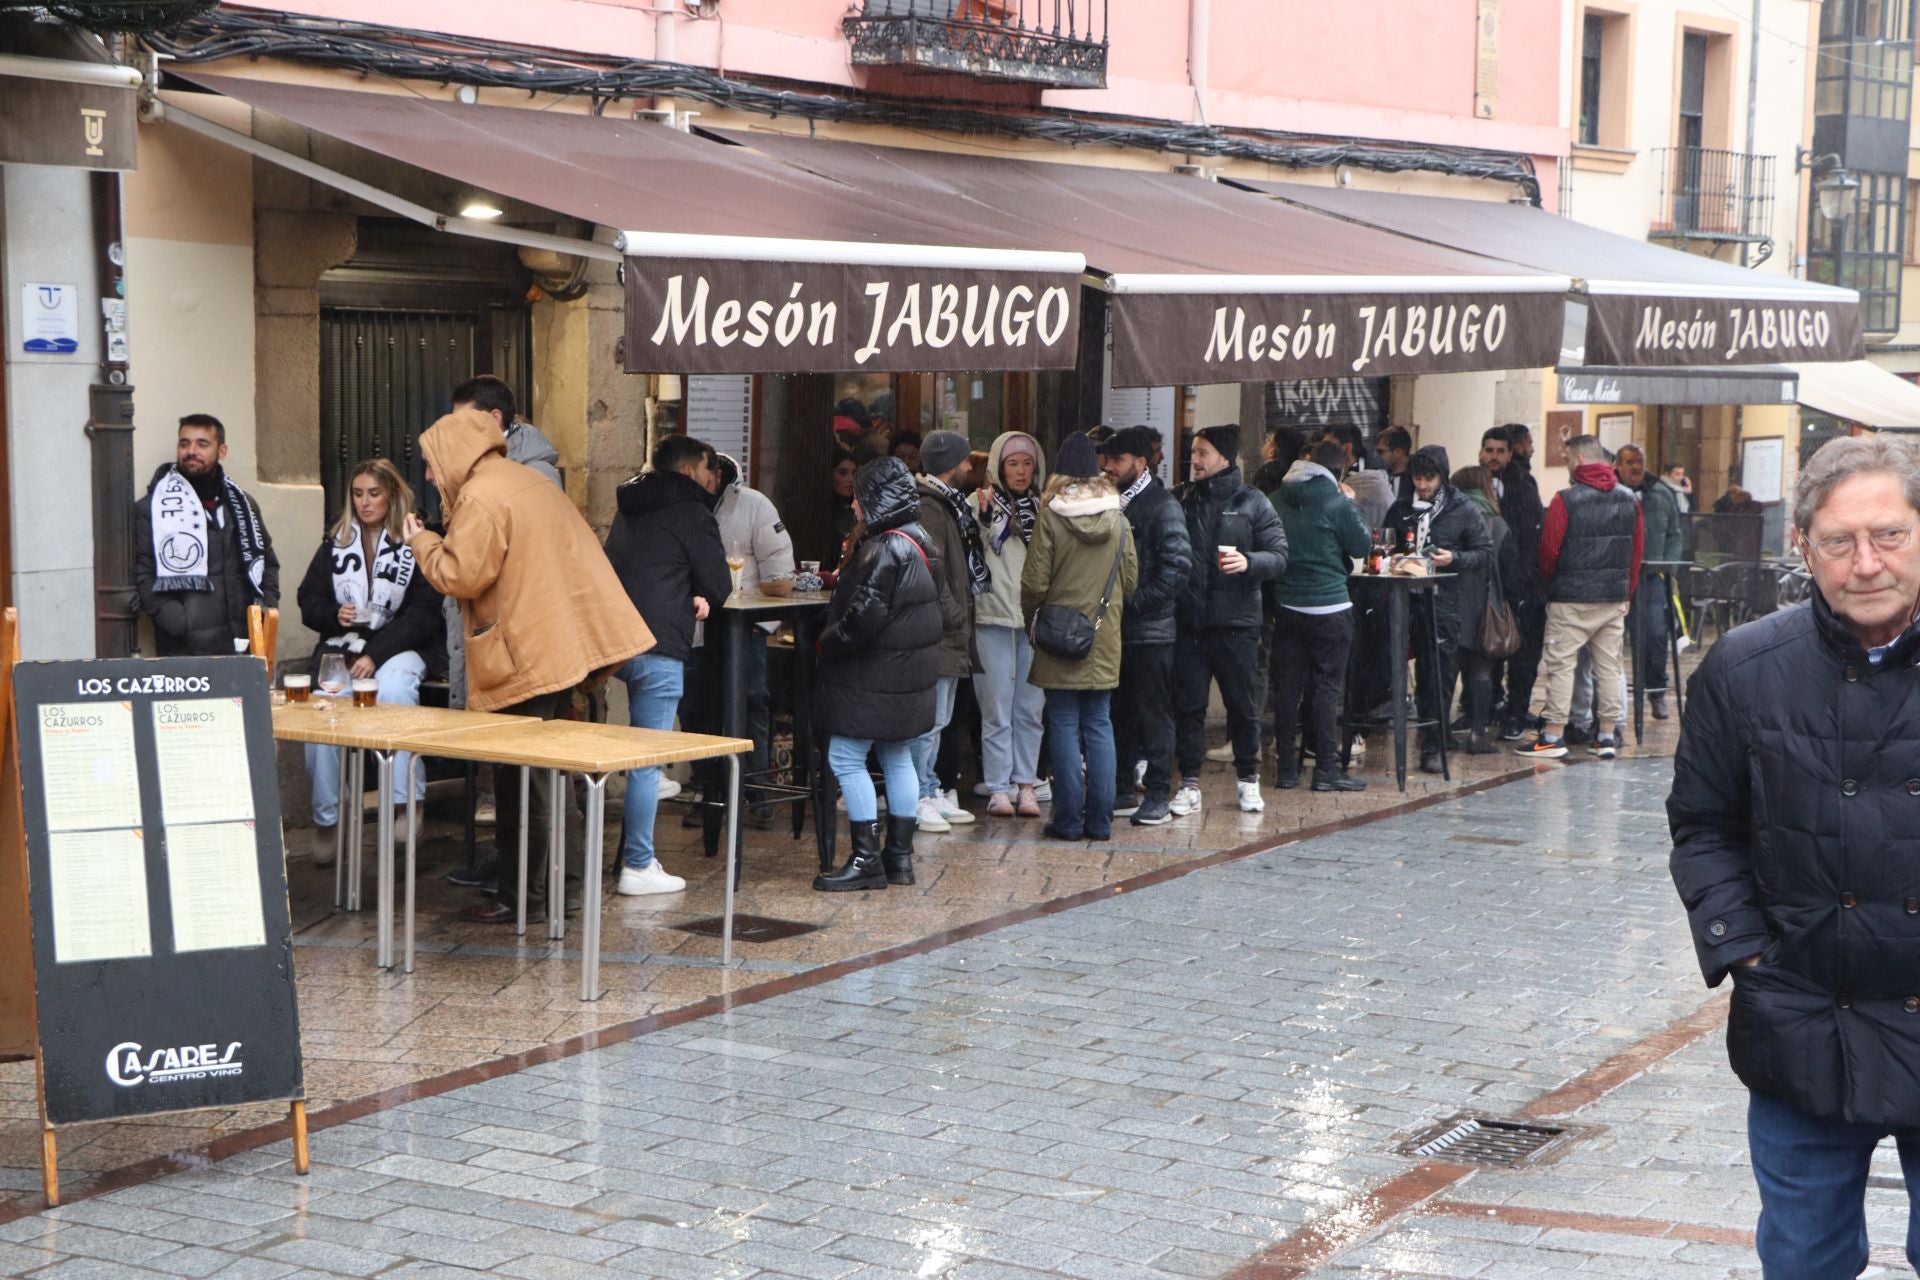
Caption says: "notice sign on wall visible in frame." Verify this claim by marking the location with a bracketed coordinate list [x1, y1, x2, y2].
[12, 657, 301, 1126]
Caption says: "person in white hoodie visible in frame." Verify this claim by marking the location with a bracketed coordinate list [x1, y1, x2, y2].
[970, 432, 1049, 817]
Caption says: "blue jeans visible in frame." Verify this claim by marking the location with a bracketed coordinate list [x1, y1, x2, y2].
[305, 650, 426, 825]
[1043, 688, 1115, 839]
[618, 653, 685, 869]
[975, 625, 1044, 793]
[828, 736, 919, 824]
[1749, 1089, 1920, 1278]
[911, 675, 960, 801]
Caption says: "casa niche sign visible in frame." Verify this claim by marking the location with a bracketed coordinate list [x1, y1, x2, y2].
[623, 257, 1081, 375]
[1106, 289, 1564, 387]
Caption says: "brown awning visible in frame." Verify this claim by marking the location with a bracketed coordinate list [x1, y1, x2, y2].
[1238, 181, 1864, 368]
[171, 74, 1086, 375]
[714, 130, 1572, 386]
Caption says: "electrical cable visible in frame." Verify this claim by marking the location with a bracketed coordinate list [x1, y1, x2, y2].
[144, 7, 1543, 203]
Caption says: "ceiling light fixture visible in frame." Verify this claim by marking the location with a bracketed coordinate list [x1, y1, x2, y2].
[459, 197, 505, 220]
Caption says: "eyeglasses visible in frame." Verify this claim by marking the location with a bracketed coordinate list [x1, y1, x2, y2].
[1804, 523, 1919, 563]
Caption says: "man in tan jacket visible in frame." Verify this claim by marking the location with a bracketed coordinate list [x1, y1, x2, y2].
[404, 409, 654, 923]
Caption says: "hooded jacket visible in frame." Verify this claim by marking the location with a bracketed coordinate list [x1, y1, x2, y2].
[1670, 589, 1920, 1127]
[1455, 490, 1519, 654]
[1117, 470, 1190, 646]
[1498, 455, 1546, 596]
[408, 409, 653, 712]
[915, 474, 981, 677]
[1634, 471, 1687, 566]
[1176, 465, 1288, 631]
[1384, 447, 1493, 645]
[974, 432, 1048, 632]
[1020, 478, 1139, 691]
[1540, 462, 1644, 603]
[505, 420, 562, 487]
[603, 468, 734, 664]
[817, 458, 943, 742]
[1268, 460, 1371, 611]
[133, 463, 281, 657]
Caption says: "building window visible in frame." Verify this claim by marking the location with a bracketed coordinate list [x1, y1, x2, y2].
[1577, 8, 1630, 149]
[1817, 0, 1914, 120]
[1906, 180, 1920, 265]
[1812, 170, 1906, 332]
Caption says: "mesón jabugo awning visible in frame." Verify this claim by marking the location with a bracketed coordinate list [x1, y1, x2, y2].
[714, 129, 1573, 387]
[170, 73, 1087, 375]
[1241, 181, 1863, 369]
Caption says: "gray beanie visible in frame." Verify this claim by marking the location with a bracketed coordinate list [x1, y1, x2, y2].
[919, 429, 972, 478]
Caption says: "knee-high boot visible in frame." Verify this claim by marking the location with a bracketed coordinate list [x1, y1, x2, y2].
[881, 815, 917, 886]
[814, 819, 887, 892]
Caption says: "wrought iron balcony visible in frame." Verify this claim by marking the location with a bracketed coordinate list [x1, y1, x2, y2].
[1649, 146, 1776, 246]
[843, 0, 1109, 90]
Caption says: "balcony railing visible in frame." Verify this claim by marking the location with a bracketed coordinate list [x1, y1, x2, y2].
[843, 1, 1109, 90]
[1649, 146, 1776, 245]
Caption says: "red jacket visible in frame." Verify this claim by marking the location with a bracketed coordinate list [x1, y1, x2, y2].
[1539, 463, 1644, 591]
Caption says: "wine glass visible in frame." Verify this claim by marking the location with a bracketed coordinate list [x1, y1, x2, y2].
[316, 653, 350, 701]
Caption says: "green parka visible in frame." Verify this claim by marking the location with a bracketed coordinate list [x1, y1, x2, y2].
[1020, 478, 1138, 691]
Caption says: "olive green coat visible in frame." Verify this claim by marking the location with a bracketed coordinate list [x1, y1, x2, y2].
[1019, 482, 1138, 691]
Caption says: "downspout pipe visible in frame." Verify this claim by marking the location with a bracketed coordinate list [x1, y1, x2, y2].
[1188, 0, 1209, 126]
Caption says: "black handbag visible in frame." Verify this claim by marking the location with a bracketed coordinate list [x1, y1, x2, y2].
[1031, 540, 1127, 661]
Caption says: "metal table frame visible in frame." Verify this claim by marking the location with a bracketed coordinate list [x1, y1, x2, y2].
[1340, 572, 1454, 792]
[1629, 559, 1690, 745]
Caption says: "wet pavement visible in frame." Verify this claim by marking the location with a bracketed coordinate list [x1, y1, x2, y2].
[1, 749, 1878, 1279]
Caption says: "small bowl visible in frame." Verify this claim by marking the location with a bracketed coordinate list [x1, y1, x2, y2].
[758, 577, 795, 598]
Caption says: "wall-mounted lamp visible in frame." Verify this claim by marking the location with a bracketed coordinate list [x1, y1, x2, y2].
[1797, 149, 1861, 223]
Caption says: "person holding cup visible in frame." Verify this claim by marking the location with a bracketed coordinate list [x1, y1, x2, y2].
[295, 459, 442, 866]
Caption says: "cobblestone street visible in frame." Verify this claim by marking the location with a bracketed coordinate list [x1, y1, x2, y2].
[0, 755, 1891, 1279]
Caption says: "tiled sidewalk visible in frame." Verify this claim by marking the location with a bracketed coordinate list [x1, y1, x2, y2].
[1, 754, 1846, 1280]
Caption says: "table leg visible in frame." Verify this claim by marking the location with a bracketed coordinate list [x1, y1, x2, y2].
[373, 751, 394, 970]
[1425, 600, 1450, 783]
[515, 766, 529, 938]
[1667, 572, 1686, 720]
[1389, 589, 1409, 792]
[347, 749, 366, 912]
[1630, 587, 1645, 747]
[404, 785, 418, 974]
[547, 767, 564, 942]
[724, 613, 751, 887]
[332, 746, 347, 909]
[579, 773, 608, 1002]
[459, 761, 478, 879]
[723, 752, 741, 967]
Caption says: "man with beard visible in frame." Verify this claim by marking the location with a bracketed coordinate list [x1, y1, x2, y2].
[134, 414, 280, 656]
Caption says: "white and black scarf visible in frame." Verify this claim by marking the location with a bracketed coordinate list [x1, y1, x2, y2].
[1118, 470, 1154, 510]
[1411, 485, 1451, 552]
[321, 529, 415, 655]
[988, 488, 1040, 550]
[149, 466, 269, 597]
[926, 475, 991, 596]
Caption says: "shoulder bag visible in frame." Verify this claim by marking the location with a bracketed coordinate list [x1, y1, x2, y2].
[1031, 540, 1127, 661]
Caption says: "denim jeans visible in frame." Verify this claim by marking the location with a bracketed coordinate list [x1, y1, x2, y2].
[305, 650, 427, 825]
[1748, 1089, 1920, 1278]
[1044, 688, 1116, 839]
[975, 625, 1044, 793]
[912, 675, 960, 801]
[617, 652, 684, 870]
[828, 736, 920, 823]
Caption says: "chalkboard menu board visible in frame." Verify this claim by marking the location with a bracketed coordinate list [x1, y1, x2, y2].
[12, 657, 302, 1127]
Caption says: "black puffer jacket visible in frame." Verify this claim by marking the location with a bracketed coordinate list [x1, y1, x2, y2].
[1384, 447, 1493, 646]
[295, 535, 442, 676]
[1498, 456, 1545, 597]
[1119, 474, 1192, 646]
[603, 469, 734, 663]
[133, 464, 281, 657]
[1670, 591, 1920, 1127]
[1176, 466, 1288, 631]
[817, 458, 943, 742]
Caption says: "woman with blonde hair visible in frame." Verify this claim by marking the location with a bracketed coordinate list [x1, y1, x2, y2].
[295, 459, 442, 864]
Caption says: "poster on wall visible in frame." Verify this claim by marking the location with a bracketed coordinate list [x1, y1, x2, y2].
[1596, 413, 1634, 455]
[1742, 437, 1784, 503]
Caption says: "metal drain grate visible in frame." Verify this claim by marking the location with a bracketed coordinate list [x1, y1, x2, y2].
[670, 914, 822, 943]
[1394, 1113, 1584, 1169]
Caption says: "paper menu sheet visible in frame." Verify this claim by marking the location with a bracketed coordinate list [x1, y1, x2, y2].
[152, 699, 254, 826]
[165, 822, 266, 953]
[37, 701, 141, 833]
[48, 828, 152, 963]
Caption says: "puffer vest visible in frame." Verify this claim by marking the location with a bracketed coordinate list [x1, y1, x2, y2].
[1549, 482, 1637, 603]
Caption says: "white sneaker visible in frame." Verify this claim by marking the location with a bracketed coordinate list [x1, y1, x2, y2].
[915, 798, 951, 833]
[1168, 784, 1202, 817]
[657, 777, 681, 800]
[616, 861, 686, 896]
[938, 789, 976, 825]
[1349, 736, 1367, 760]
[474, 800, 496, 827]
[1206, 743, 1234, 763]
[1237, 780, 1265, 813]
[972, 781, 997, 798]
[1033, 780, 1052, 802]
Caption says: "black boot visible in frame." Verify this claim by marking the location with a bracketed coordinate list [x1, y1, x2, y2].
[880, 815, 917, 886]
[814, 820, 887, 892]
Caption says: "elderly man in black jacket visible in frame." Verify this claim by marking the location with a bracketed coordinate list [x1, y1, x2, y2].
[603, 435, 733, 897]
[1385, 446, 1492, 775]
[1172, 425, 1288, 817]
[1670, 434, 1920, 1279]
[1098, 427, 1193, 827]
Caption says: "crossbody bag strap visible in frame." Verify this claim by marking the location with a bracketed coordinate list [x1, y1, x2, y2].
[886, 529, 932, 574]
[1092, 540, 1126, 627]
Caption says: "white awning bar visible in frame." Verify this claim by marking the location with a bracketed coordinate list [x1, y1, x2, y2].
[1098, 272, 1573, 296]
[160, 100, 620, 264]
[1582, 278, 1857, 303]
[0, 54, 141, 90]
[615, 229, 1084, 275]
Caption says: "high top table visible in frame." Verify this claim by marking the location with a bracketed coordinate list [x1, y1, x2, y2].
[389, 717, 751, 999]
[1341, 570, 1455, 791]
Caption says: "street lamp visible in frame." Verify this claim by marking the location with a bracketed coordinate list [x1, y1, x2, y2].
[1816, 167, 1861, 223]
